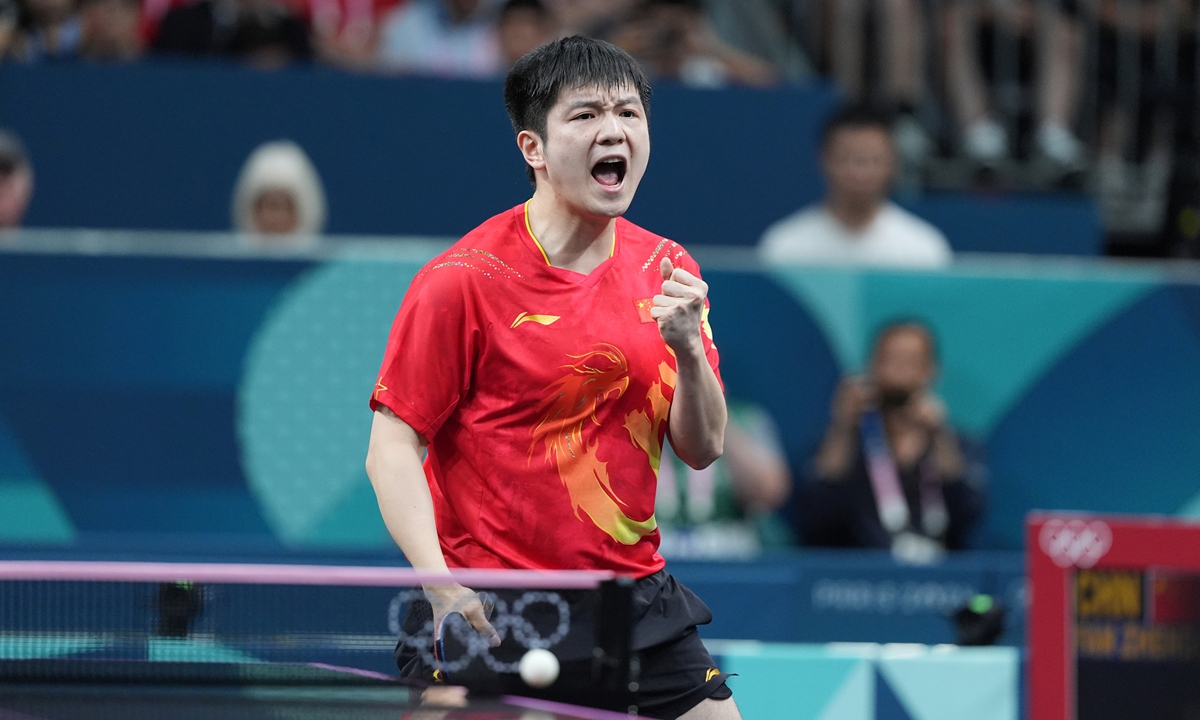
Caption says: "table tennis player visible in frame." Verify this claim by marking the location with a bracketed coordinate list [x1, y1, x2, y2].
[365, 35, 739, 720]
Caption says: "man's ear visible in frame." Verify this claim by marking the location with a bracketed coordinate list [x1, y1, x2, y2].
[517, 130, 546, 173]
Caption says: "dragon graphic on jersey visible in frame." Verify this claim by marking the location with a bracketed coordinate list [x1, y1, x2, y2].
[530, 343, 658, 545]
[623, 361, 676, 476]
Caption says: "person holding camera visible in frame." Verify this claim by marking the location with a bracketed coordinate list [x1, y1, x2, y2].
[798, 320, 985, 563]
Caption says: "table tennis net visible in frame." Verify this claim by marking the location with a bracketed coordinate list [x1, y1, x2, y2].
[0, 562, 626, 687]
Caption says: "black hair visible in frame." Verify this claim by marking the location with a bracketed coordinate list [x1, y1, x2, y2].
[504, 35, 652, 184]
[820, 104, 893, 149]
[872, 319, 939, 364]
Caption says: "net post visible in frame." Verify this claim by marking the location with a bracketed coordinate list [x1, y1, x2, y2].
[592, 576, 636, 698]
[156, 581, 204, 638]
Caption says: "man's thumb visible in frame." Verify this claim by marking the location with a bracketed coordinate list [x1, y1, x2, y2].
[660, 257, 673, 280]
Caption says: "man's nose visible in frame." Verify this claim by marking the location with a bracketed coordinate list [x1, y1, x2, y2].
[597, 112, 624, 144]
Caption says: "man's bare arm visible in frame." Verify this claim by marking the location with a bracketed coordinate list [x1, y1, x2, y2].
[365, 407, 498, 644]
[654, 258, 727, 469]
[365, 407, 450, 573]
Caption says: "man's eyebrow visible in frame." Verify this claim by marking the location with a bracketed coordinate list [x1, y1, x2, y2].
[564, 99, 600, 111]
[564, 96, 642, 111]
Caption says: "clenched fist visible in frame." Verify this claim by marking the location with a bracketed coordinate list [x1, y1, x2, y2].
[653, 257, 708, 355]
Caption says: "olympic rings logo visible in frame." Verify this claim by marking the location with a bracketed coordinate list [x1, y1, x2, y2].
[1038, 519, 1112, 568]
[387, 590, 571, 675]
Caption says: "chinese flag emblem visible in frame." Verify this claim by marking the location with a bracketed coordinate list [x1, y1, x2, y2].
[635, 298, 656, 323]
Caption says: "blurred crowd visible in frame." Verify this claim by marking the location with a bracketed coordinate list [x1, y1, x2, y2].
[2, 0, 1195, 148]
[4, 0, 1200, 249]
[0, 0, 780, 85]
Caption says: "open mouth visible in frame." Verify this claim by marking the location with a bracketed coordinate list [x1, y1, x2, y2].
[591, 158, 627, 188]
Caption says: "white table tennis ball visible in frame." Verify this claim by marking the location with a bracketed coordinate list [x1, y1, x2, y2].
[518, 647, 560, 688]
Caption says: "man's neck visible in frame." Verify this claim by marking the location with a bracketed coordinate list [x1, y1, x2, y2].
[825, 195, 884, 233]
[527, 190, 616, 274]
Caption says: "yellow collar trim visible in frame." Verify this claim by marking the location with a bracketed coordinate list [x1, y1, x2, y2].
[523, 200, 551, 265]
[523, 200, 616, 266]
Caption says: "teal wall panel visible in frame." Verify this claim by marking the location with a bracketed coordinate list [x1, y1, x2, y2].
[1, 248, 1198, 553]
[713, 643, 1018, 720]
[773, 263, 1162, 435]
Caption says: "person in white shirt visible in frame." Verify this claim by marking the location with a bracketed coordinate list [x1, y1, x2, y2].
[377, 0, 501, 79]
[759, 105, 952, 269]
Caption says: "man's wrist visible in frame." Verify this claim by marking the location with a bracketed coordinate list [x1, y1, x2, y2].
[670, 333, 706, 364]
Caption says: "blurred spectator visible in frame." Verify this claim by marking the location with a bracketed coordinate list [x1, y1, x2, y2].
[77, 0, 141, 60]
[377, 0, 500, 79]
[759, 105, 951, 267]
[497, 0, 553, 68]
[943, 0, 1084, 169]
[824, 0, 931, 164]
[706, 0, 814, 83]
[656, 401, 793, 560]
[799, 321, 985, 563]
[154, 0, 312, 67]
[544, 0, 635, 38]
[232, 140, 326, 239]
[0, 130, 33, 229]
[308, 0, 389, 70]
[610, 0, 777, 88]
[13, 0, 82, 60]
[1092, 1, 1197, 181]
[1, 0, 17, 58]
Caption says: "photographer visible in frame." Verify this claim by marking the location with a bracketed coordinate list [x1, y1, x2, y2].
[799, 320, 985, 563]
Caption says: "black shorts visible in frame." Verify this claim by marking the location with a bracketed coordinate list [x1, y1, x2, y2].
[395, 570, 733, 720]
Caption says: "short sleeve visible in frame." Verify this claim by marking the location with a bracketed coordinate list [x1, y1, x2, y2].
[675, 251, 723, 391]
[370, 267, 481, 442]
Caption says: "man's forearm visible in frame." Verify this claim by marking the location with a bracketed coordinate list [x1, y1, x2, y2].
[371, 458, 449, 573]
[365, 410, 500, 644]
[365, 411, 449, 574]
[668, 341, 727, 470]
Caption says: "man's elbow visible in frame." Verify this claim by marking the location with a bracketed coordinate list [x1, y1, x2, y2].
[365, 407, 426, 486]
[365, 446, 383, 487]
[364, 436, 394, 488]
[691, 446, 724, 471]
[681, 436, 725, 470]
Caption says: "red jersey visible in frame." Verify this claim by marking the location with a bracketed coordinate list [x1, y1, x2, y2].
[371, 203, 721, 577]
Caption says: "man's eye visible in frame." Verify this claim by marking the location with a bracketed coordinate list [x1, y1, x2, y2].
[574, 113, 594, 121]
[620, 110, 636, 118]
